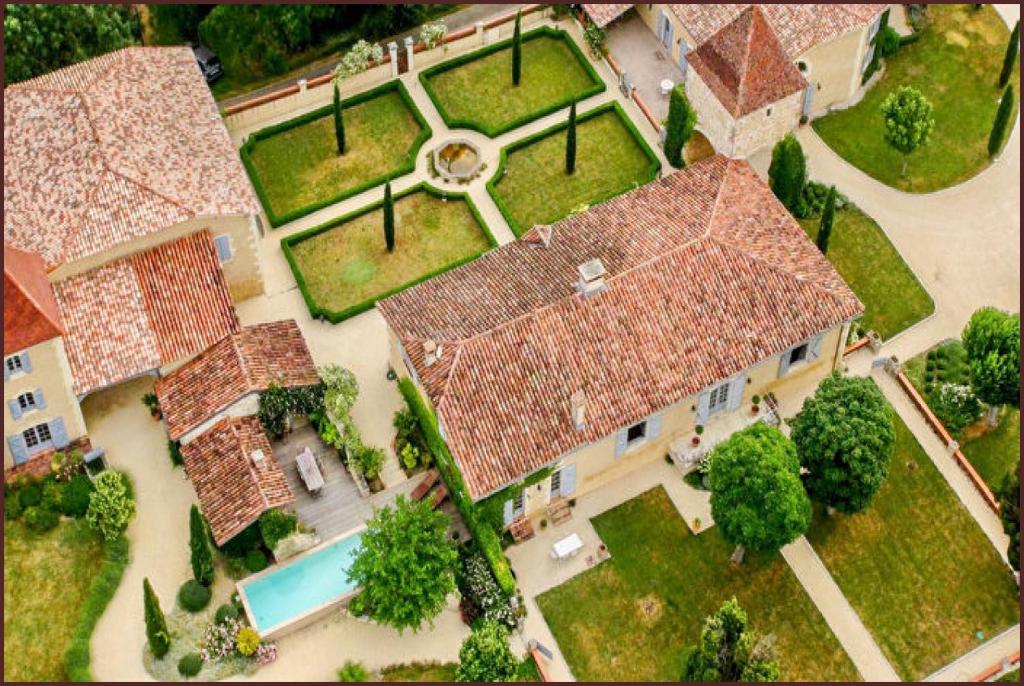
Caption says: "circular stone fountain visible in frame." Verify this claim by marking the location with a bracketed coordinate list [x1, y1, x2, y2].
[433, 139, 483, 182]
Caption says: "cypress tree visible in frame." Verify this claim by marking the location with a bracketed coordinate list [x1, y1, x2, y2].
[663, 84, 697, 168]
[333, 81, 345, 155]
[565, 100, 577, 174]
[511, 11, 522, 86]
[816, 186, 837, 255]
[988, 85, 1014, 158]
[189, 504, 215, 587]
[383, 182, 395, 253]
[999, 20, 1019, 89]
[767, 134, 807, 214]
[143, 578, 171, 658]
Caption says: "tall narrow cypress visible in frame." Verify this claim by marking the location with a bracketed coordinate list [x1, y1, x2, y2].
[816, 186, 837, 255]
[511, 11, 522, 86]
[189, 504, 214, 587]
[988, 85, 1014, 158]
[333, 81, 345, 155]
[565, 100, 577, 174]
[383, 182, 395, 253]
[143, 578, 171, 658]
[999, 20, 1019, 89]
[663, 84, 697, 168]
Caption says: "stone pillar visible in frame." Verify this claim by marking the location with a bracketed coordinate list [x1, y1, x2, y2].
[297, 78, 307, 93]
[388, 41, 399, 77]
[475, 20, 485, 45]
[404, 36, 415, 71]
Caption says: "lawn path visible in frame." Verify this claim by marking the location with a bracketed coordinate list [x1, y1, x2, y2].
[781, 537, 899, 681]
[925, 624, 1021, 682]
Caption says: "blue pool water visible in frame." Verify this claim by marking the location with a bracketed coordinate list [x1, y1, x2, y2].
[240, 531, 363, 634]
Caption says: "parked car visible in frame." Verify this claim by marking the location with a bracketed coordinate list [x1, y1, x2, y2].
[192, 45, 223, 84]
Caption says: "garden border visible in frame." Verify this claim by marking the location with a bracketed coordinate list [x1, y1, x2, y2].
[280, 182, 498, 324]
[418, 25, 606, 138]
[485, 100, 662, 237]
[240, 79, 433, 228]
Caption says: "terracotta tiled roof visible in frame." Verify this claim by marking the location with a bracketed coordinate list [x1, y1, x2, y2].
[156, 320, 320, 442]
[4, 244, 64, 356]
[53, 231, 240, 397]
[687, 6, 807, 117]
[581, 4, 633, 28]
[379, 156, 863, 499]
[3, 47, 260, 269]
[181, 415, 294, 545]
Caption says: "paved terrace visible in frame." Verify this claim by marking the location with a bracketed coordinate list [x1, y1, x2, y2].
[604, 9, 687, 123]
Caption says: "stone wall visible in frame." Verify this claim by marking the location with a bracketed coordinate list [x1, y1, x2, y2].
[732, 88, 804, 159]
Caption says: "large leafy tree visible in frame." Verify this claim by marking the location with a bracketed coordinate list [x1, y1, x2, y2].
[455, 620, 519, 682]
[347, 495, 458, 632]
[3, 4, 141, 83]
[880, 86, 935, 178]
[189, 505, 215, 586]
[86, 470, 135, 542]
[709, 423, 811, 557]
[791, 373, 895, 514]
[767, 134, 807, 215]
[681, 598, 780, 682]
[962, 307, 1020, 424]
[663, 84, 697, 168]
[997, 466, 1020, 572]
[143, 578, 171, 658]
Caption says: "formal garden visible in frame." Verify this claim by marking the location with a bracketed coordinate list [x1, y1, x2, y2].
[488, 102, 661, 236]
[420, 26, 604, 137]
[241, 81, 431, 226]
[813, 4, 1019, 192]
[282, 185, 496, 323]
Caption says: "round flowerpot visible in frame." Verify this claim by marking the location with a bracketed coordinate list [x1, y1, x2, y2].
[691, 437, 700, 446]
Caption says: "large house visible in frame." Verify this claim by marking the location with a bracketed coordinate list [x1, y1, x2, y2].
[3, 47, 265, 473]
[379, 155, 862, 530]
[585, 4, 888, 157]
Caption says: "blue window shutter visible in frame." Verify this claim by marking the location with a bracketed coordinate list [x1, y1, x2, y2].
[502, 499, 514, 527]
[560, 464, 577, 496]
[696, 391, 711, 425]
[778, 349, 792, 378]
[808, 334, 824, 361]
[728, 372, 747, 411]
[7, 435, 29, 465]
[49, 417, 69, 449]
[614, 429, 629, 457]
[647, 411, 663, 440]
[214, 235, 232, 262]
[3, 360, 9, 382]
[8, 399, 22, 421]
[19, 352, 32, 373]
[33, 388, 45, 410]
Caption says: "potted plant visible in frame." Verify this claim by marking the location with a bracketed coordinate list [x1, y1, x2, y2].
[692, 517, 702, 532]
[142, 392, 161, 420]
[691, 424, 705, 446]
[751, 395, 761, 415]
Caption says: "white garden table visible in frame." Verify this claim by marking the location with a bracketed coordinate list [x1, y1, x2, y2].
[551, 533, 584, 560]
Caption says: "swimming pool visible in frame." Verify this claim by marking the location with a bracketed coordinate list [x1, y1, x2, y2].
[238, 527, 364, 637]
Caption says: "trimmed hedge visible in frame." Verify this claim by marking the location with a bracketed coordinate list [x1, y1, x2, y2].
[419, 26, 606, 138]
[64, 536, 130, 682]
[486, 100, 662, 237]
[240, 79, 432, 228]
[281, 182, 498, 324]
[397, 378, 516, 596]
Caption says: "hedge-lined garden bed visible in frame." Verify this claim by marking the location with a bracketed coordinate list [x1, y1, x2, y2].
[419, 26, 605, 137]
[487, 102, 660, 237]
[241, 80, 431, 227]
[282, 184, 496, 324]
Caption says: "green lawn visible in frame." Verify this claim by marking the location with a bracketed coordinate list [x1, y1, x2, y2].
[806, 414, 1019, 681]
[380, 662, 458, 681]
[421, 29, 602, 136]
[800, 207, 933, 340]
[243, 85, 427, 224]
[4, 518, 105, 681]
[813, 4, 1019, 192]
[536, 487, 859, 682]
[284, 188, 493, 321]
[489, 105, 659, 236]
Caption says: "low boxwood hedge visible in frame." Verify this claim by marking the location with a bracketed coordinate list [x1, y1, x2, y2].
[64, 535, 129, 682]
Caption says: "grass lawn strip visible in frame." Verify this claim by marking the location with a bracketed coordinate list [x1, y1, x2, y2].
[536, 486, 860, 682]
[420, 27, 604, 137]
[242, 80, 430, 227]
[3, 518, 105, 681]
[800, 206, 933, 340]
[282, 184, 495, 323]
[488, 102, 660, 237]
[813, 4, 1019, 192]
[805, 412, 1019, 681]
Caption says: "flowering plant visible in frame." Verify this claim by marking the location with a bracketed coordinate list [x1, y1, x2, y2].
[335, 40, 384, 80]
[200, 617, 242, 662]
[420, 20, 448, 49]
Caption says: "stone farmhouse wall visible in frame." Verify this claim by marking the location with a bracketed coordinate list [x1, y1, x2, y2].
[732, 89, 804, 158]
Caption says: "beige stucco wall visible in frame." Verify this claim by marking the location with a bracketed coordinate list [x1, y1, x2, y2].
[4, 337, 88, 469]
[48, 214, 265, 304]
[799, 19, 878, 117]
[635, 4, 698, 64]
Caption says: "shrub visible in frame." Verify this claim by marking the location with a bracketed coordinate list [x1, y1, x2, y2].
[400, 443, 421, 471]
[86, 470, 135, 541]
[4, 493, 25, 520]
[168, 440, 184, 467]
[988, 85, 1014, 158]
[24, 505, 59, 533]
[582, 21, 606, 59]
[457, 549, 516, 628]
[511, 11, 522, 85]
[338, 660, 371, 682]
[999, 20, 1020, 89]
[178, 579, 212, 612]
[663, 84, 697, 168]
[259, 508, 298, 550]
[200, 616, 243, 662]
[334, 39, 384, 80]
[18, 483, 42, 508]
[768, 134, 807, 214]
[798, 181, 848, 218]
[928, 383, 983, 433]
[420, 19, 448, 49]
[215, 603, 241, 624]
[178, 652, 203, 678]
[219, 519, 262, 557]
[258, 383, 294, 439]
[875, 25, 900, 59]
[65, 536, 129, 680]
[51, 449, 85, 481]
[41, 480, 64, 511]
[61, 474, 93, 517]
[353, 445, 386, 480]
[189, 505, 215, 586]
[455, 620, 518, 682]
[235, 626, 261, 656]
[245, 548, 268, 573]
[144, 578, 171, 658]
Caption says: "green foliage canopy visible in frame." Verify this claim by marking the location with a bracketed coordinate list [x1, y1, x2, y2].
[455, 620, 519, 682]
[767, 135, 807, 214]
[681, 598, 780, 682]
[962, 307, 1021, 408]
[663, 84, 697, 168]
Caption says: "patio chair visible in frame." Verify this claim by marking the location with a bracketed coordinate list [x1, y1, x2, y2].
[411, 468, 440, 501]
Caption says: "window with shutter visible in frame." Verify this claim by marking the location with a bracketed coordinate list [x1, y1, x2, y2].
[7, 435, 29, 465]
[214, 234, 233, 263]
[5, 355, 23, 375]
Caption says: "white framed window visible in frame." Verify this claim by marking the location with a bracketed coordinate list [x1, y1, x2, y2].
[214, 234, 233, 263]
[708, 380, 730, 414]
[550, 469, 562, 497]
[17, 393, 37, 411]
[23, 422, 52, 449]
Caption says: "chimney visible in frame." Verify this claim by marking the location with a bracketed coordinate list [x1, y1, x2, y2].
[576, 258, 607, 298]
[524, 224, 553, 248]
[423, 339, 444, 366]
[570, 390, 586, 430]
